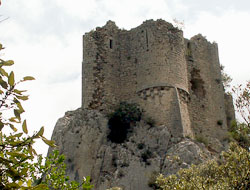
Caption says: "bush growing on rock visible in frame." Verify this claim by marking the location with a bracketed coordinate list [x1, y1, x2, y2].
[107, 102, 142, 143]
[156, 142, 250, 190]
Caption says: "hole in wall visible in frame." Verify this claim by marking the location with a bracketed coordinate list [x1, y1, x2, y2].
[190, 68, 206, 98]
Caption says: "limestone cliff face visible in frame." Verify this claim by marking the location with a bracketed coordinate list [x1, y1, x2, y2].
[49, 108, 213, 190]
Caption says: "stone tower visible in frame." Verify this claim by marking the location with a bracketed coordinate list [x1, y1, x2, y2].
[82, 19, 234, 143]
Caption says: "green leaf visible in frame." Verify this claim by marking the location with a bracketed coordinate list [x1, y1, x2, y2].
[17, 180, 24, 186]
[5, 182, 20, 189]
[14, 109, 21, 121]
[0, 78, 8, 89]
[28, 145, 34, 157]
[17, 102, 25, 113]
[16, 95, 29, 101]
[0, 122, 4, 131]
[9, 117, 19, 123]
[14, 89, 27, 95]
[8, 71, 15, 86]
[9, 124, 18, 132]
[42, 137, 56, 147]
[32, 148, 37, 155]
[23, 76, 35, 81]
[22, 120, 28, 134]
[37, 126, 44, 137]
[13, 133, 23, 138]
[20, 168, 28, 176]
[27, 179, 32, 187]
[3, 60, 14, 66]
[0, 44, 3, 50]
[32, 184, 48, 189]
[0, 68, 8, 77]
[7, 151, 27, 158]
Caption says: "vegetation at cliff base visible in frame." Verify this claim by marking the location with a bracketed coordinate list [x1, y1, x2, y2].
[156, 143, 250, 190]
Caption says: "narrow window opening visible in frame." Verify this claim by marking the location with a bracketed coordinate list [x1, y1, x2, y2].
[109, 39, 113, 49]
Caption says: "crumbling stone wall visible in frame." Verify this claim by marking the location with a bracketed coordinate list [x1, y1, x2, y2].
[82, 21, 120, 111]
[185, 35, 230, 148]
[82, 19, 234, 144]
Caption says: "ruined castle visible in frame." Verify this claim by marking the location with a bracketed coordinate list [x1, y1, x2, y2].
[82, 19, 234, 142]
[50, 19, 236, 189]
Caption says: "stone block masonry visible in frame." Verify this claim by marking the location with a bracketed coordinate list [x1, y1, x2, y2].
[82, 19, 235, 145]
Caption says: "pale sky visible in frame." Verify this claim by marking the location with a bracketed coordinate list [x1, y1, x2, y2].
[0, 0, 250, 155]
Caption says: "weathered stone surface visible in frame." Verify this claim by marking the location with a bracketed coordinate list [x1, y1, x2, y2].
[162, 140, 212, 175]
[49, 108, 212, 190]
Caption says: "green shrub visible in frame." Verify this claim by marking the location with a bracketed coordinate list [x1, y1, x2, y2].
[156, 143, 250, 190]
[107, 102, 142, 124]
[148, 171, 160, 189]
[228, 120, 250, 149]
[194, 135, 208, 146]
[107, 102, 142, 143]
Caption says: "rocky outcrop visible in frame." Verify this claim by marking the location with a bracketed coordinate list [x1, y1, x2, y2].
[49, 108, 214, 190]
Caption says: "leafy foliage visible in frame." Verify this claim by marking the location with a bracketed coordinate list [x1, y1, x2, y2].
[107, 102, 142, 143]
[156, 143, 250, 190]
[0, 43, 93, 189]
[0, 43, 49, 189]
[107, 102, 142, 124]
[228, 120, 250, 149]
[220, 64, 232, 91]
[32, 150, 93, 190]
[232, 81, 250, 126]
[229, 81, 250, 149]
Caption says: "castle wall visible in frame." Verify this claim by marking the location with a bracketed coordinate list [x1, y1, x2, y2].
[186, 35, 228, 143]
[82, 21, 121, 112]
[128, 20, 191, 137]
[134, 20, 188, 93]
[115, 30, 137, 102]
[224, 93, 235, 128]
[82, 20, 234, 143]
